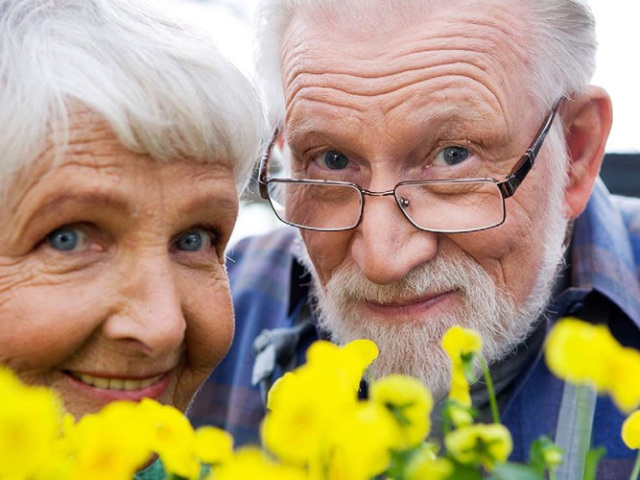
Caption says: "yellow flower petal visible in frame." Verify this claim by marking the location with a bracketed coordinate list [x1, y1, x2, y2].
[195, 426, 233, 466]
[608, 348, 640, 412]
[0, 368, 65, 479]
[371, 375, 433, 450]
[406, 445, 453, 480]
[138, 399, 199, 479]
[213, 447, 307, 480]
[545, 318, 620, 391]
[324, 403, 399, 480]
[622, 411, 640, 449]
[445, 423, 512, 472]
[442, 326, 483, 361]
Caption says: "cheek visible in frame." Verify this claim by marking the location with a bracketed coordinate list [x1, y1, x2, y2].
[0, 273, 106, 382]
[448, 196, 548, 305]
[181, 272, 234, 371]
[301, 230, 354, 287]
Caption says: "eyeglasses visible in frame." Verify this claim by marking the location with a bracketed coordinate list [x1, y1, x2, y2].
[258, 98, 563, 233]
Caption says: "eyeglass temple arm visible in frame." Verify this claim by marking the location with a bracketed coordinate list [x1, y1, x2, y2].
[258, 128, 280, 200]
[498, 98, 564, 198]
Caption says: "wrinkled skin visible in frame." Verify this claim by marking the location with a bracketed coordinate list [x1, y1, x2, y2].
[0, 113, 238, 419]
[280, 0, 611, 325]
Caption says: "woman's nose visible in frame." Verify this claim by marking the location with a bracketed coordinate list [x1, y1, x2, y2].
[101, 256, 186, 356]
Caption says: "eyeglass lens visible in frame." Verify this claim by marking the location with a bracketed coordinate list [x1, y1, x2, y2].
[267, 180, 505, 232]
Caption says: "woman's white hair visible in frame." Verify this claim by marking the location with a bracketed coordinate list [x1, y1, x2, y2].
[0, 0, 267, 193]
[256, 0, 597, 125]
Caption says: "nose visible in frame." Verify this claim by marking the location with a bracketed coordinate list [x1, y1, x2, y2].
[102, 256, 186, 356]
[350, 192, 439, 285]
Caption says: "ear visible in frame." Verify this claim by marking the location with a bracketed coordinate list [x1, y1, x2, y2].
[563, 86, 613, 219]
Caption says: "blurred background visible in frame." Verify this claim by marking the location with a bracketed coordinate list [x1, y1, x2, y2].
[160, 0, 640, 243]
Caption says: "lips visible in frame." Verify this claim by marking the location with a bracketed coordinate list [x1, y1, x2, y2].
[68, 372, 164, 391]
[363, 290, 456, 319]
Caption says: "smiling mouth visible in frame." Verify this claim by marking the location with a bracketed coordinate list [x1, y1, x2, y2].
[67, 371, 164, 391]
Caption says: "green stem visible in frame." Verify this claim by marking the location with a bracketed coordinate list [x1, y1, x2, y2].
[478, 355, 500, 424]
[629, 450, 640, 480]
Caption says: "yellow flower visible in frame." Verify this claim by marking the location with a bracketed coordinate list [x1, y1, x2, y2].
[622, 410, 640, 449]
[138, 398, 199, 480]
[67, 401, 153, 480]
[0, 368, 64, 479]
[371, 375, 433, 450]
[445, 402, 474, 428]
[194, 426, 233, 466]
[449, 363, 472, 407]
[442, 326, 483, 362]
[210, 447, 307, 480]
[321, 403, 400, 480]
[263, 340, 377, 465]
[608, 348, 640, 412]
[442, 326, 482, 407]
[262, 365, 357, 465]
[405, 444, 453, 480]
[545, 317, 620, 391]
[306, 339, 378, 392]
[445, 423, 512, 472]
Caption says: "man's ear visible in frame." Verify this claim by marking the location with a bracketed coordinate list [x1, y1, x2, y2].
[563, 86, 613, 219]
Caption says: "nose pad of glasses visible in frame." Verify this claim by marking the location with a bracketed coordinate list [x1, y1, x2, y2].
[398, 196, 410, 208]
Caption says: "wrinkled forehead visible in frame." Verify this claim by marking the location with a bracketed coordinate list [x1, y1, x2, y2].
[280, 0, 536, 117]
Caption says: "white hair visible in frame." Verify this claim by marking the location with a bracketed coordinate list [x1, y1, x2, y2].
[0, 0, 268, 193]
[256, 0, 597, 125]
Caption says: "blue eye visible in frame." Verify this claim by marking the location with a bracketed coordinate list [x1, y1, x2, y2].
[323, 150, 349, 170]
[46, 227, 86, 252]
[176, 230, 213, 252]
[438, 146, 470, 166]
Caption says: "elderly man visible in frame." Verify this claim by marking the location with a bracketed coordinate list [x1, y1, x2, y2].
[191, 0, 640, 476]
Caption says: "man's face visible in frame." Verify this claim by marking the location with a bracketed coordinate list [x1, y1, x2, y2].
[280, 1, 568, 396]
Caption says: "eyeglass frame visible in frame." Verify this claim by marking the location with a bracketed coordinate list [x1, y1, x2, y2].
[258, 98, 564, 233]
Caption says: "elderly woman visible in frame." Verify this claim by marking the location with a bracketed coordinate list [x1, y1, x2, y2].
[0, 0, 265, 429]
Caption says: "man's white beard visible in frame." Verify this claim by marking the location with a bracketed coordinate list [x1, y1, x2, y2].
[297, 153, 569, 400]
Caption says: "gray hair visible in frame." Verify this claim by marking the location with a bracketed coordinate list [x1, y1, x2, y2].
[256, 0, 597, 125]
[0, 0, 267, 192]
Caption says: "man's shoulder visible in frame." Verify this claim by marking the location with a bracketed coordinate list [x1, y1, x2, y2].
[612, 194, 640, 238]
[226, 226, 304, 322]
[227, 227, 299, 274]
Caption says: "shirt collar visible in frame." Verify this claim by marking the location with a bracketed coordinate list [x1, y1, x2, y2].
[571, 179, 640, 327]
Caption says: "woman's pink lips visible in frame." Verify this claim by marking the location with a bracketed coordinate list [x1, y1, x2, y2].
[363, 291, 455, 318]
[63, 370, 171, 403]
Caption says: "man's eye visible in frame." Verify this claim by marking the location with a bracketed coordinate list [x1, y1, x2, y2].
[320, 150, 349, 170]
[46, 227, 88, 252]
[434, 146, 471, 166]
[175, 229, 215, 252]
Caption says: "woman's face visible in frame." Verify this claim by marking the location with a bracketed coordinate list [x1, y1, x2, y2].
[0, 115, 238, 419]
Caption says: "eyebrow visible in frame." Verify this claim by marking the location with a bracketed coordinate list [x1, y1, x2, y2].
[13, 189, 133, 236]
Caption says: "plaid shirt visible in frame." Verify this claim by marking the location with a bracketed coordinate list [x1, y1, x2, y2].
[189, 180, 640, 478]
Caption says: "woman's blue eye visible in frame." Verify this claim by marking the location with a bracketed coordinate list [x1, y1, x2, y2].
[439, 146, 470, 166]
[323, 150, 349, 170]
[176, 230, 212, 252]
[46, 227, 85, 251]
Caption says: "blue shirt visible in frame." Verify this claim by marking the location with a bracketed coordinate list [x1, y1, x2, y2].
[189, 180, 640, 478]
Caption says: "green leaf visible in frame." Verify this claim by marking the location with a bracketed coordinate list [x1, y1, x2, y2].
[583, 446, 606, 480]
[446, 462, 483, 480]
[489, 462, 545, 480]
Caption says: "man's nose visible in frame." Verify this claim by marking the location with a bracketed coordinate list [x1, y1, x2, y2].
[102, 257, 186, 356]
[350, 192, 439, 285]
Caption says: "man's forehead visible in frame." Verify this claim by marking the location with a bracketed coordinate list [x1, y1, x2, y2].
[280, 0, 535, 126]
[286, 1, 530, 58]
[281, 0, 533, 83]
